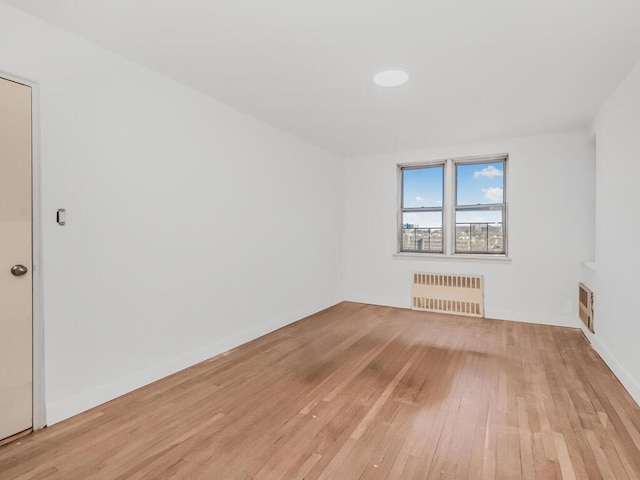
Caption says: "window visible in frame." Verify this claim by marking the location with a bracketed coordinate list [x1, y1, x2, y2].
[401, 165, 444, 253]
[399, 155, 507, 256]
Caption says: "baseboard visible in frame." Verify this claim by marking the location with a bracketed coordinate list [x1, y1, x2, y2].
[45, 299, 340, 425]
[343, 294, 407, 310]
[344, 294, 580, 329]
[579, 325, 640, 407]
[45, 297, 639, 425]
[486, 309, 581, 328]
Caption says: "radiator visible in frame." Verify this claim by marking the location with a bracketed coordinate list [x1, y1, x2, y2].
[578, 283, 594, 333]
[412, 273, 484, 317]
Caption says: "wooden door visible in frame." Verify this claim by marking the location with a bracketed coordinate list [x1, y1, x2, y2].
[0, 76, 33, 441]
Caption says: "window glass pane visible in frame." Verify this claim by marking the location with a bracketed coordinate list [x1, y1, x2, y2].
[456, 161, 504, 206]
[402, 211, 443, 252]
[403, 166, 444, 208]
[455, 209, 504, 253]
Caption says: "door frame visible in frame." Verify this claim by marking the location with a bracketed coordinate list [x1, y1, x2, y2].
[1, 70, 46, 430]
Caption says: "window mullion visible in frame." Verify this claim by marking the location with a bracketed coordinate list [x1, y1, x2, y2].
[444, 159, 455, 255]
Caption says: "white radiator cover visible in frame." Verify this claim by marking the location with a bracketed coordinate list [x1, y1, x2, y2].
[412, 273, 484, 317]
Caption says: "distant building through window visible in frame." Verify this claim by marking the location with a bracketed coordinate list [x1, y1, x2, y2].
[399, 155, 507, 255]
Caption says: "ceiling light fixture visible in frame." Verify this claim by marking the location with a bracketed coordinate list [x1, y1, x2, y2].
[373, 69, 409, 87]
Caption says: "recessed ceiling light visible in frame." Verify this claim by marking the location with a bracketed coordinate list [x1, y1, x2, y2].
[373, 69, 409, 87]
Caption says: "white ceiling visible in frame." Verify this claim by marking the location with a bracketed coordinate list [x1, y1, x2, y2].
[6, 0, 640, 156]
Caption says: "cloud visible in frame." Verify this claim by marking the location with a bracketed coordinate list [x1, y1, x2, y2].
[474, 165, 503, 178]
[415, 196, 426, 202]
[481, 187, 503, 202]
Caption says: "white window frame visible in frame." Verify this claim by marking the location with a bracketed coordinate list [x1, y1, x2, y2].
[398, 153, 508, 258]
[399, 161, 446, 253]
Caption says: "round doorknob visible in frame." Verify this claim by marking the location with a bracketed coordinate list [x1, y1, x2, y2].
[10, 264, 28, 276]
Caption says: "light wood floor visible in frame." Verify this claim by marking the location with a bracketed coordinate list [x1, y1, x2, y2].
[1, 302, 640, 479]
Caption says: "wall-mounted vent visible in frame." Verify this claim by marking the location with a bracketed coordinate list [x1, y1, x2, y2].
[578, 283, 594, 333]
[412, 273, 484, 317]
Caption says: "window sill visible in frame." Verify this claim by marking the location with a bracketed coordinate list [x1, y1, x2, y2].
[393, 252, 512, 263]
[582, 261, 596, 271]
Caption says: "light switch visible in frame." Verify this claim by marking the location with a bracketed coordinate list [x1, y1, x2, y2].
[57, 209, 66, 226]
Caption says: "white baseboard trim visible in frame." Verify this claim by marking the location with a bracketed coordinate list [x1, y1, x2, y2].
[579, 325, 640, 407]
[344, 295, 580, 329]
[46, 297, 638, 425]
[486, 309, 581, 328]
[46, 299, 340, 425]
[344, 294, 407, 310]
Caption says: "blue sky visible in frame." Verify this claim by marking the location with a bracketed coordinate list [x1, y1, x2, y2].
[456, 162, 504, 206]
[403, 166, 443, 208]
[403, 162, 504, 227]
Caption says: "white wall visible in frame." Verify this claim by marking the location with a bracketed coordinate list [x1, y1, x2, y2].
[343, 132, 594, 326]
[0, 3, 343, 424]
[588, 59, 640, 404]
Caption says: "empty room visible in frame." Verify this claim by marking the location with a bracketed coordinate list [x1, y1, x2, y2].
[1, 0, 640, 478]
